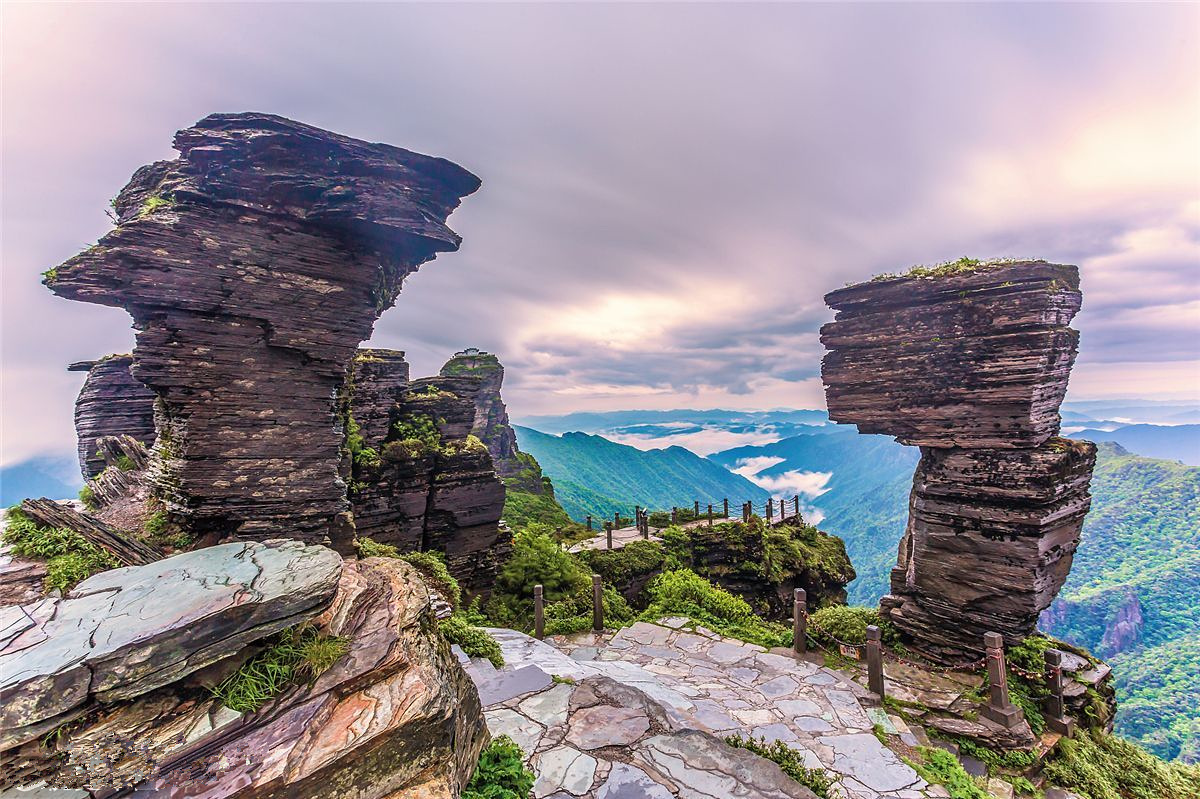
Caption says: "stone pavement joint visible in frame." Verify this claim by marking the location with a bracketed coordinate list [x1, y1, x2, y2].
[463, 620, 942, 799]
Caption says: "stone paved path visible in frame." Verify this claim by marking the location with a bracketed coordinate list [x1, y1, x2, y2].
[463, 619, 949, 799]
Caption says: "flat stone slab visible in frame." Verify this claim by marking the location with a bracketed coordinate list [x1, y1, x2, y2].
[567, 705, 650, 750]
[595, 763, 673, 799]
[0, 540, 342, 747]
[533, 746, 598, 798]
[819, 733, 927, 793]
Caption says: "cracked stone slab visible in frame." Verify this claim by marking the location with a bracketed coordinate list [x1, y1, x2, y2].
[635, 731, 817, 799]
[818, 733, 925, 793]
[519, 683, 574, 727]
[595, 762, 674, 799]
[566, 705, 650, 750]
[487, 707, 546, 754]
[0, 540, 342, 748]
[533, 746, 598, 798]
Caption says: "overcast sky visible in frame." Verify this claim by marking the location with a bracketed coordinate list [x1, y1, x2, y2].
[3, 2, 1198, 465]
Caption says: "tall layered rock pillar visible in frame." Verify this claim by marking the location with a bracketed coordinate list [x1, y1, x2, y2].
[44, 113, 480, 548]
[820, 261, 1096, 660]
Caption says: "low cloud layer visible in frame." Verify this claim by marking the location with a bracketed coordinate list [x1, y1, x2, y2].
[3, 4, 1197, 464]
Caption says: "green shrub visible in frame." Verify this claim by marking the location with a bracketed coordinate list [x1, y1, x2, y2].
[904, 747, 989, 799]
[463, 735, 534, 799]
[212, 626, 349, 713]
[384, 413, 441, 459]
[578, 540, 666, 587]
[640, 569, 789, 648]
[808, 605, 898, 647]
[3, 506, 119, 592]
[1041, 728, 1200, 799]
[357, 537, 401, 558]
[488, 529, 590, 627]
[114, 454, 137, 472]
[440, 614, 504, 668]
[724, 735, 833, 798]
[78, 485, 98, 511]
[543, 586, 635, 635]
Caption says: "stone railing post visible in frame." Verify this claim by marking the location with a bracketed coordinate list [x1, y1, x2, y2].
[766, 500, 773, 521]
[723, 498, 729, 518]
[794, 495, 800, 516]
[743, 501, 751, 523]
[693, 500, 700, 517]
[613, 512, 621, 530]
[592, 574, 603, 632]
[1044, 648, 1075, 736]
[707, 504, 713, 527]
[641, 511, 649, 539]
[981, 632, 1024, 728]
[792, 588, 807, 655]
[671, 507, 678, 524]
[586, 515, 593, 531]
[534, 584, 545, 640]
[866, 625, 885, 697]
[605, 522, 613, 549]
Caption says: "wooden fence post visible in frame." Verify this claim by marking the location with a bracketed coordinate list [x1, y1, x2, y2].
[671, 507, 678, 524]
[707, 504, 713, 527]
[792, 588, 807, 655]
[794, 496, 800, 516]
[605, 522, 613, 549]
[693, 500, 700, 517]
[723, 498, 729, 518]
[1044, 648, 1075, 736]
[614, 512, 621, 530]
[981, 632, 1024, 728]
[641, 511, 649, 539]
[592, 574, 604, 632]
[534, 584, 545, 640]
[866, 625, 885, 697]
[586, 515, 593, 531]
[766, 500, 773, 521]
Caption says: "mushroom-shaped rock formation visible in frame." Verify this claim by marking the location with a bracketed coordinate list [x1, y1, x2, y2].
[68, 355, 157, 479]
[820, 261, 1096, 660]
[348, 349, 509, 593]
[44, 113, 480, 549]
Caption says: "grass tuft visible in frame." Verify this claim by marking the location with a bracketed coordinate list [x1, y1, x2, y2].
[2, 506, 118, 592]
[211, 626, 349, 714]
[725, 735, 834, 798]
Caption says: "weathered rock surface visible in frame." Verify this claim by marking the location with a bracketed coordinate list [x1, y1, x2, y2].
[463, 620, 938, 799]
[68, 355, 157, 479]
[349, 351, 509, 592]
[0, 540, 341, 750]
[884, 441, 1096, 656]
[821, 261, 1081, 449]
[440, 349, 522, 478]
[1, 554, 487, 798]
[821, 262, 1096, 659]
[45, 112, 480, 548]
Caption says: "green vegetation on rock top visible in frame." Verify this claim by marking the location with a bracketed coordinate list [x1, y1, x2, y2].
[211, 625, 349, 714]
[2, 506, 119, 592]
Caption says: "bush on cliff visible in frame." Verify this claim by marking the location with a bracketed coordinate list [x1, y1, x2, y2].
[440, 614, 504, 668]
[2, 506, 119, 592]
[356, 537, 462, 612]
[543, 585, 635, 635]
[463, 735, 535, 799]
[1041, 728, 1200, 799]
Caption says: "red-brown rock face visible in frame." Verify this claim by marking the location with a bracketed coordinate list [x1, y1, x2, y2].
[45, 113, 480, 548]
[820, 261, 1096, 660]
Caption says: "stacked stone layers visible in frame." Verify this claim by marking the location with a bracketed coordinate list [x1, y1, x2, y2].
[820, 262, 1095, 659]
[46, 113, 480, 547]
[883, 442, 1096, 658]
[822, 262, 1081, 448]
[350, 352, 509, 592]
[440, 350, 522, 477]
[68, 356, 156, 478]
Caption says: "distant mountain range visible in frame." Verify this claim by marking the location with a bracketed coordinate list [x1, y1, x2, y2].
[1069, 424, 1199, 466]
[513, 426, 769, 521]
